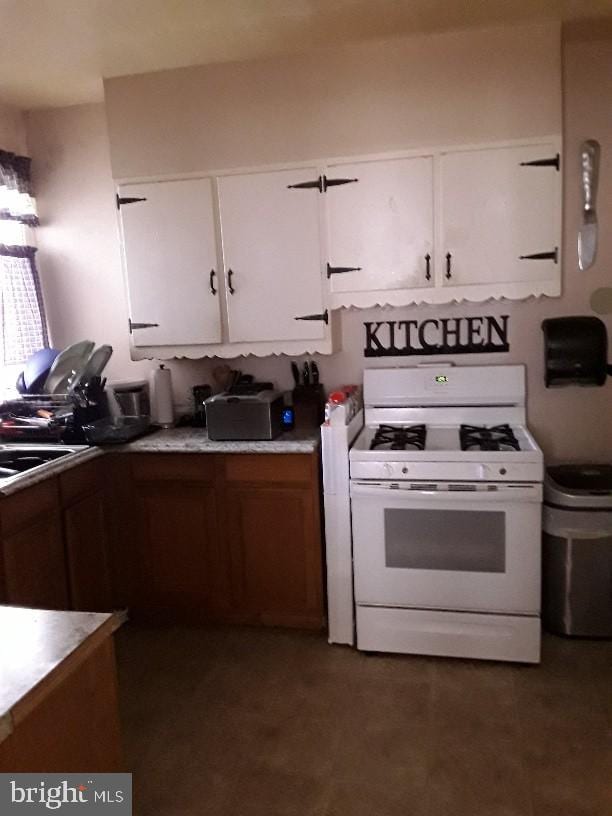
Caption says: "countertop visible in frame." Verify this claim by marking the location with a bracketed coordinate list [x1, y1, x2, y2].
[0, 606, 120, 743]
[117, 426, 321, 454]
[0, 427, 320, 496]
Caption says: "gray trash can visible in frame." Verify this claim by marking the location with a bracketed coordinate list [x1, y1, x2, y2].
[543, 464, 612, 637]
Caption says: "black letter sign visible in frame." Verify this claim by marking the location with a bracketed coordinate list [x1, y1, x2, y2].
[364, 315, 510, 357]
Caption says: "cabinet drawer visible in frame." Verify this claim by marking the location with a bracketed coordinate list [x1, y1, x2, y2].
[59, 459, 103, 506]
[1, 478, 60, 536]
[223, 454, 313, 484]
[131, 454, 215, 483]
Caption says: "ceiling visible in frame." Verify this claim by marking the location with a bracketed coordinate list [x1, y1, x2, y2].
[1, 0, 611, 110]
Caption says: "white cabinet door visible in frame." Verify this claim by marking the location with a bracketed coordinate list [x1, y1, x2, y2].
[439, 143, 561, 288]
[119, 178, 221, 347]
[326, 156, 434, 297]
[218, 168, 326, 343]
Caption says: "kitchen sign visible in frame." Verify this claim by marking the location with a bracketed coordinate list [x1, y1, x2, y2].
[363, 315, 509, 357]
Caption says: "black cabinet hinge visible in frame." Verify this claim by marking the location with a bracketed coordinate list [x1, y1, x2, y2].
[287, 178, 324, 192]
[519, 247, 558, 263]
[519, 153, 560, 171]
[117, 194, 147, 209]
[294, 310, 329, 325]
[327, 263, 362, 278]
[323, 175, 358, 190]
[287, 175, 358, 193]
[129, 318, 159, 333]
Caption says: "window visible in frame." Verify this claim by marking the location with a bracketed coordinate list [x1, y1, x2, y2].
[0, 150, 48, 395]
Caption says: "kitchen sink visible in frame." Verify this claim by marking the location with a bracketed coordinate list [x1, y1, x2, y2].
[0, 444, 88, 481]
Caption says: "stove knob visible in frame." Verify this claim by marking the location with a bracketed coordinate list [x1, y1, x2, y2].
[499, 467, 507, 475]
[402, 466, 409, 474]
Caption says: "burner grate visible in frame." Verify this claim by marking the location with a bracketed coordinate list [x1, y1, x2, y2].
[370, 424, 427, 451]
[460, 424, 520, 452]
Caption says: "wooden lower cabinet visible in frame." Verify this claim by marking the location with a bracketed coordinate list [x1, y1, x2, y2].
[220, 453, 324, 629]
[115, 453, 229, 622]
[0, 635, 123, 773]
[0, 449, 324, 630]
[60, 458, 113, 612]
[224, 484, 323, 627]
[64, 489, 112, 612]
[1, 479, 69, 610]
[2, 510, 68, 610]
[0, 459, 111, 613]
[132, 479, 226, 620]
[111, 451, 324, 629]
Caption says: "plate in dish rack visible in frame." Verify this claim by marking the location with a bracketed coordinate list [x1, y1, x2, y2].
[43, 339, 95, 394]
[70, 344, 113, 390]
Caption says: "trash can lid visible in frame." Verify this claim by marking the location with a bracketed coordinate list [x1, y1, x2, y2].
[545, 464, 612, 509]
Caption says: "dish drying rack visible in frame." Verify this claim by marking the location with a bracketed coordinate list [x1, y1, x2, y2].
[0, 393, 73, 442]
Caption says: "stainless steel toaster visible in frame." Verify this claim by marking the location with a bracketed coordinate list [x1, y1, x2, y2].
[205, 389, 284, 441]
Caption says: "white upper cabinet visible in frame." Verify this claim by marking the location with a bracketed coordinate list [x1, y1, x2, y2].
[118, 178, 221, 347]
[439, 142, 561, 291]
[117, 137, 562, 358]
[327, 138, 562, 308]
[218, 168, 327, 343]
[326, 156, 434, 303]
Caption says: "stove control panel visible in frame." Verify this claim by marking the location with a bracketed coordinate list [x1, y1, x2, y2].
[353, 460, 544, 482]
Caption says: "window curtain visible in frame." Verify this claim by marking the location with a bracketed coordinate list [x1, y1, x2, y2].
[0, 151, 38, 226]
[0, 150, 48, 368]
[0, 244, 49, 365]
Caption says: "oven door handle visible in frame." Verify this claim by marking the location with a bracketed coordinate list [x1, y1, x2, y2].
[350, 481, 542, 502]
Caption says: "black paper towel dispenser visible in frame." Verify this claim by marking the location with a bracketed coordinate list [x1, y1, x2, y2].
[542, 316, 612, 387]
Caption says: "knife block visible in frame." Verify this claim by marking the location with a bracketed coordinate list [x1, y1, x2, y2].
[292, 384, 325, 430]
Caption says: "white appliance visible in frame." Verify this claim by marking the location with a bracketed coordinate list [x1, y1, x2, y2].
[322, 363, 544, 663]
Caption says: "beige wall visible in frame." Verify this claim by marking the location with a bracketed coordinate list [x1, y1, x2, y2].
[0, 101, 27, 153]
[27, 24, 612, 462]
[25, 104, 151, 386]
[105, 22, 561, 179]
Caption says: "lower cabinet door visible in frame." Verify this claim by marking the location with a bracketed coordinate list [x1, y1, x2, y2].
[133, 482, 226, 620]
[224, 485, 324, 628]
[3, 512, 69, 610]
[64, 491, 112, 612]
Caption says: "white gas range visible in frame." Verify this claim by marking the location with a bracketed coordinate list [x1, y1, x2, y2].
[322, 363, 544, 664]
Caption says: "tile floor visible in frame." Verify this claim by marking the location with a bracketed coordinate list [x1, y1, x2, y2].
[116, 625, 612, 816]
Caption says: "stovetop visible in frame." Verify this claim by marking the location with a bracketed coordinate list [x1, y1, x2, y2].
[459, 424, 520, 452]
[370, 424, 427, 451]
[355, 423, 537, 457]
[350, 421, 543, 482]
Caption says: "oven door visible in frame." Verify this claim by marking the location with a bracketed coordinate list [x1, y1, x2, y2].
[350, 481, 542, 614]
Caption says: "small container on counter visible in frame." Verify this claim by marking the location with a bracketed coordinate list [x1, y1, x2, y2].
[324, 385, 362, 424]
